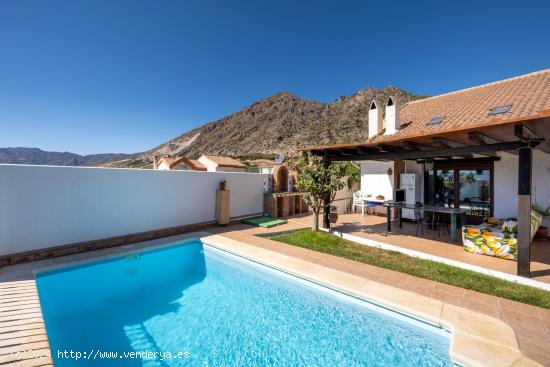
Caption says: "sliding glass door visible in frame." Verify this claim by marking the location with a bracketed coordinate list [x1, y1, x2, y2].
[428, 160, 494, 221]
[458, 169, 491, 217]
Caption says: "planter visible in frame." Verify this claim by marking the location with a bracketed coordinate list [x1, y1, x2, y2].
[328, 212, 339, 224]
[376, 195, 385, 201]
[535, 226, 548, 240]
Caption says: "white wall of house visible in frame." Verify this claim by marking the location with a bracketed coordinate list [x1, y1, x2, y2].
[360, 161, 395, 200]
[197, 156, 219, 172]
[0, 165, 264, 256]
[494, 150, 550, 226]
[156, 161, 171, 170]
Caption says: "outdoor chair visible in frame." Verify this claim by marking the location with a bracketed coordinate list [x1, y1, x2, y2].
[469, 197, 489, 219]
[414, 203, 424, 236]
[424, 211, 449, 239]
[352, 192, 368, 215]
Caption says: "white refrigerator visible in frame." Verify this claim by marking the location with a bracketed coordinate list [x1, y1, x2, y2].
[400, 173, 421, 220]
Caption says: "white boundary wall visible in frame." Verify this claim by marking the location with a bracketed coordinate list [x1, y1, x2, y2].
[0, 165, 264, 256]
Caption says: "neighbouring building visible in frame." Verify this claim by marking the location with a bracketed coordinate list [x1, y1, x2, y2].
[197, 155, 247, 172]
[153, 156, 207, 171]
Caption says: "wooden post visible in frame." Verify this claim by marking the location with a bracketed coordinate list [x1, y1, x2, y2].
[322, 156, 331, 229]
[517, 146, 532, 277]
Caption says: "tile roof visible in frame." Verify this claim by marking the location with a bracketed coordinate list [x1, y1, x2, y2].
[157, 156, 207, 171]
[202, 155, 246, 168]
[187, 159, 207, 171]
[374, 68, 550, 144]
[299, 68, 550, 151]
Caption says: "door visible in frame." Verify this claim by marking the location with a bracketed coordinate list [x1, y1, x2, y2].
[435, 169, 455, 207]
[430, 160, 494, 224]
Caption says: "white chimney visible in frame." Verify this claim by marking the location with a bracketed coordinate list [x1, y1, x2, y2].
[384, 96, 400, 135]
[368, 100, 383, 138]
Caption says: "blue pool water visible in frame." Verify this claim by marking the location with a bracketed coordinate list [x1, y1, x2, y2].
[36, 240, 452, 366]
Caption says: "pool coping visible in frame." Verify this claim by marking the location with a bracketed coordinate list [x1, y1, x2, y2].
[200, 234, 542, 367]
[0, 231, 541, 367]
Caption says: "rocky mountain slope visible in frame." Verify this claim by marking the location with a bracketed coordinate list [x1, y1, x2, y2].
[140, 86, 423, 161]
[1, 86, 423, 168]
[0, 147, 137, 166]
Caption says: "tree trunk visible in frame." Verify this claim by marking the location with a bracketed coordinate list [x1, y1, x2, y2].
[312, 211, 319, 231]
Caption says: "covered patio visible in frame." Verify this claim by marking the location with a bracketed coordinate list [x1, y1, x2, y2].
[298, 70, 550, 278]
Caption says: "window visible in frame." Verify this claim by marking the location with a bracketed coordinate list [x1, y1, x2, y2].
[428, 160, 494, 221]
[488, 104, 512, 116]
[426, 116, 446, 126]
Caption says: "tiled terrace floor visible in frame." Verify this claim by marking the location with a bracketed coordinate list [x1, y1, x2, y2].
[286, 213, 550, 284]
[0, 223, 548, 366]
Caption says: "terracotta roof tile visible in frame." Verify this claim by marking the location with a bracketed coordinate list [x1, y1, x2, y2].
[368, 68, 550, 144]
[203, 155, 246, 168]
[298, 69, 550, 152]
[187, 159, 207, 171]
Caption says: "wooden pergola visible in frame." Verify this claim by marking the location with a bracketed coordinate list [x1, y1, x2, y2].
[298, 117, 550, 278]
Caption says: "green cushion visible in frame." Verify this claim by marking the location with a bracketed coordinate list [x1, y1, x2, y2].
[242, 216, 287, 228]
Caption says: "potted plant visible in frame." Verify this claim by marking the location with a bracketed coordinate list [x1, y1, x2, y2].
[533, 203, 550, 239]
[328, 206, 338, 224]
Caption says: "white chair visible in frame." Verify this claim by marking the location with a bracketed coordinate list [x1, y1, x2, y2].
[352, 192, 368, 216]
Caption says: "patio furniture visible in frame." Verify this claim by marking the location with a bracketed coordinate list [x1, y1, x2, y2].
[384, 202, 467, 241]
[469, 197, 491, 218]
[413, 204, 424, 236]
[461, 211, 543, 260]
[462, 220, 518, 260]
[352, 192, 368, 215]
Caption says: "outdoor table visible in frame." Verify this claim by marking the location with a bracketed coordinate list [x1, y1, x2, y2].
[383, 202, 468, 241]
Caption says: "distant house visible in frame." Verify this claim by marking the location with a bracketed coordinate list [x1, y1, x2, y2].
[197, 155, 247, 172]
[153, 156, 207, 171]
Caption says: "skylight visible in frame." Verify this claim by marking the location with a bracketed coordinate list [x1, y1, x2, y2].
[488, 104, 512, 116]
[426, 116, 446, 126]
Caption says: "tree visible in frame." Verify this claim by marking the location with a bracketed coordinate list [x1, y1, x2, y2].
[290, 153, 357, 231]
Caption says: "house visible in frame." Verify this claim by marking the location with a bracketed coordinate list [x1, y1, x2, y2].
[298, 68, 550, 277]
[153, 156, 207, 171]
[197, 155, 247, 172]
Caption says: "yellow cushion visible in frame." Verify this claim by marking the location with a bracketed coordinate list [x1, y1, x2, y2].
[531, 210, 543, 241]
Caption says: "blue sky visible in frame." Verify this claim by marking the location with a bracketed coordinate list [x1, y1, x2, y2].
[1, 0, 549, 155]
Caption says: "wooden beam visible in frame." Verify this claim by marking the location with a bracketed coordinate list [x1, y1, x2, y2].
[377, 144, 405, 153]
[402, 141, 434, 151]
[433, 137, 496, 157]
[517, 146, 532, 277]
[468, 131, 501, 145]
[468, 132, 518, 156]
[322, 156, 331, 229]
[327, 140, 530, 162]
[432, 137, 464, 148]
[515, 124, 542, 141]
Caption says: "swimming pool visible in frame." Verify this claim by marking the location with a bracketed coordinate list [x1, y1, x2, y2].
[36, 240, 453, 366]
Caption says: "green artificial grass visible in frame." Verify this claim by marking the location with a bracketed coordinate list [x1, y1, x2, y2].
[268, 229, 550, 309]
[242, 216, 287, 228]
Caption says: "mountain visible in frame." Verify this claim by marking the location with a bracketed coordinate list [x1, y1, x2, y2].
[1, 86, 424, 168]
[139, 86, 424, 162]
[0, 147, 138, 166]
